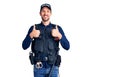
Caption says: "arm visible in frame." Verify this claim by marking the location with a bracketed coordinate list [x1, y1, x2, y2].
[22, 26, 33, 50]
[58, 26, 70, 50]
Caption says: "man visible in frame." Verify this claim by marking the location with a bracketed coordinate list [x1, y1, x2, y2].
[22, 3, 70, 77]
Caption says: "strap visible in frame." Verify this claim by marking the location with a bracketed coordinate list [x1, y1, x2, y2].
[47, 43, 59, 77]
[47, 57, 57, 77]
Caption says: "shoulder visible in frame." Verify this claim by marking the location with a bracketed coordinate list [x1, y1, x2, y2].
[29, 23, 41, 29]
[51, 23, 62, 29]
[31, 23, 42, 30]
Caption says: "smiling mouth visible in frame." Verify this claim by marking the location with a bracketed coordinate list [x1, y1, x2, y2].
[44, 16, 47, 17]
[44, 15, 48, 16]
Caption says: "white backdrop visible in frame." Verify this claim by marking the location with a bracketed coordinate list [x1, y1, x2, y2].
[0, 0, 120, 77]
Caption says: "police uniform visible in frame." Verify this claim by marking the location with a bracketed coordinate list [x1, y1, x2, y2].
[22, 22, 70, 77]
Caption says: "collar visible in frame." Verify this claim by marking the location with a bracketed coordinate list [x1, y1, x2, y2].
[40, 22, 52, 27]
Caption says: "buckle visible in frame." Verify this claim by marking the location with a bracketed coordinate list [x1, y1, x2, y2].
[35, 61, 43, 69]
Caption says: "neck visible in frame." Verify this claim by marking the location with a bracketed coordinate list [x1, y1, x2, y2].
[42, 20, 50, 26]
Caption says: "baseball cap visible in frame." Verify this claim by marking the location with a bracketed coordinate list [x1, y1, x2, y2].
[40, 3, 51, 11]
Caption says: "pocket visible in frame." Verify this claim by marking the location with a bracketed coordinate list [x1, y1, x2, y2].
[48, 39, 55, 50]
[34, 39, 44, 52]
[48, 55, 56, 64]
[34, 65, 46, 74]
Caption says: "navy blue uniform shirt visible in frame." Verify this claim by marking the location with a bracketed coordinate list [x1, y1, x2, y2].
[22, 22, 70, 67]
[22, 22, 70, 50]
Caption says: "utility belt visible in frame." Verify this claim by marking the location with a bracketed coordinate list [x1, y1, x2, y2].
[29, 51, 61, 68]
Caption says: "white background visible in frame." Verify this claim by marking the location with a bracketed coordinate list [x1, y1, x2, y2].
[0, 0, 120, 77]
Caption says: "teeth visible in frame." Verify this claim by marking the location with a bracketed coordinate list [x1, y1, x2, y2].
[44, 16, 47, 17]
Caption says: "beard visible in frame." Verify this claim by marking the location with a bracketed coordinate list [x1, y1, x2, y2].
[42, 17, 50, 22]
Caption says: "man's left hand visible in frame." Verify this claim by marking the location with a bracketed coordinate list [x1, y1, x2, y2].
[51, 25, 62, 40]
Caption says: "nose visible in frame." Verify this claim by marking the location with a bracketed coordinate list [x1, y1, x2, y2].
[44, 12, 47, 15]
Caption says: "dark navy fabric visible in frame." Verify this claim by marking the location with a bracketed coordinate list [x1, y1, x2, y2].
[22, 22, 70, 50]
[22, 22, 70, 68]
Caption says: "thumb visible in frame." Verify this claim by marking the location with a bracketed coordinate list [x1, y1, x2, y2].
[33, 24, 36, 30]
[56, 25, 59, 31]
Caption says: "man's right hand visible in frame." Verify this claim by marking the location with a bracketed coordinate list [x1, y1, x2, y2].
[30, 24, 40, 39]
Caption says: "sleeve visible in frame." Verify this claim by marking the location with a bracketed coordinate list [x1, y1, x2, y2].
[22, 26, 33, 50]
[58, 26, 70, 50]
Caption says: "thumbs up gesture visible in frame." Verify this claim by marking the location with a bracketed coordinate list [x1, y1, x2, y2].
[30, 25, 40, 39]
[51, 25, 62, 40]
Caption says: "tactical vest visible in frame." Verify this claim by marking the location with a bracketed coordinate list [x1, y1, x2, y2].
[31, 24, 59, 65]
